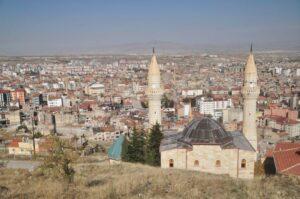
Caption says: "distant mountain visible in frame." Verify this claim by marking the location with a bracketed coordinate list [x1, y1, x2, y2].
[98, 40, 300, 55]
[100, 41, 191, 55]
[1, 40, 299, 56]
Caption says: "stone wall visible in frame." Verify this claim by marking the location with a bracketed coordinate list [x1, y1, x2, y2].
[161, 145, 256, 179]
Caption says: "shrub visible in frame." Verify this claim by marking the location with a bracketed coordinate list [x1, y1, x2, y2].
[145, 123, 163, 166]
[38, 136, 78, 183]
[254, 159, 265, 176]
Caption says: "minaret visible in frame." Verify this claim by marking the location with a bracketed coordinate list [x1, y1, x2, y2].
[146, 48, 163, 126]
[241, 45, 260, 151]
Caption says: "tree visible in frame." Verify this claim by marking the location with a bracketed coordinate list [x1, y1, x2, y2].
[121, 135, 129, 161]
[33, 131, 43, 139]
[71, 135, 79, 151]
[126, 128, 146, 163]
[16, 124, 29, 133]
[145, 123, 164, 166]
[141, 101, 148, 108]
[39, 136, 77, 183]
[254, 159, 265, 176]
[161, 94, 174, 108]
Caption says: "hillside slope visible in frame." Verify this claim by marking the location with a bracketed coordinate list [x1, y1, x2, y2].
[0, 162, 299, 199]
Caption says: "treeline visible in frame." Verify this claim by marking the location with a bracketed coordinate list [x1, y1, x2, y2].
[140, 94, 175, 109]
[121, 123, 163, 166]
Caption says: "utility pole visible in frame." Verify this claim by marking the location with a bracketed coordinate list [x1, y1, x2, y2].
[76, 98, 80, 124]
[51, 113, 57, 135]
[31, 112, 36, 158]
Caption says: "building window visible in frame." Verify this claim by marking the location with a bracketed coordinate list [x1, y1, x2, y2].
[241, 159, 246, 168]
[215, 160, 221, 167]
[169, 159, 174, 168]
[194, 160, 199, 167]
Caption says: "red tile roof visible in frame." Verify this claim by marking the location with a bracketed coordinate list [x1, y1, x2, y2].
[9, 138, 21, 148]
[0, 89, 10, 94]
[273, 142, 300, 176]
[281, 164, 300, 176]
[15, 88, 26, 92]
[266, 116, 299, 125]
[274, 142, 300, 151]
[38, 138, 53, 153]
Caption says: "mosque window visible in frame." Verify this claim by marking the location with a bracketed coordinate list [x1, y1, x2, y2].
[194, 160, 199, 167]
[169, 159, 174, 168]
[215, 160, 221, 167]
[241, 159, 246, 168]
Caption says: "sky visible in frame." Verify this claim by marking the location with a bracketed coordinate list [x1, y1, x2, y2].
[0, 0, 299, 55]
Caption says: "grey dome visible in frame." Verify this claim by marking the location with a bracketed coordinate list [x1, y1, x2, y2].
[160, 117, 255, 152]
[179, 117, 233, 145]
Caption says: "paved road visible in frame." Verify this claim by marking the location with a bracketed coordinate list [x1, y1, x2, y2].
[4, 160, 41, 171]
[3, 158, 108, 172]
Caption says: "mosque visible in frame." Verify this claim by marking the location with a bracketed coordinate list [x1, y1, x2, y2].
[146, 47, 259, 179]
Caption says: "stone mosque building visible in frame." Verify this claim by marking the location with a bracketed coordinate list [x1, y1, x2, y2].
[153, 47, 259, 179]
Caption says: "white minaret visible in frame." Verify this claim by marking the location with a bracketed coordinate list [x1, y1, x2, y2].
[146, 48, 163, 126]
[241, 45, 260, 151]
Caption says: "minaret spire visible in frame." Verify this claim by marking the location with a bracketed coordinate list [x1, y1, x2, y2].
[153, 47, 155, 54]
[149, 48, 159, 75]
[241, 46, 260, 151]
[146, 48, 163, 126]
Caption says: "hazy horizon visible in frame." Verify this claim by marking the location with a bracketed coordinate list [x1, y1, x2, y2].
[0, 0, 300, 56]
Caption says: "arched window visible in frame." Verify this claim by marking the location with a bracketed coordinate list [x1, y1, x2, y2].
[215, 160, 221, 167]
[169, 159, 174, 168]
[241, 159, 246, 168]
[194, 160, 199, 167]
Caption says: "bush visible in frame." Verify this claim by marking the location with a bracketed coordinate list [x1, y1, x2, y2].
[38, 136, 78, 183]
[254, 160, 265, 176]
[122, 128, 146, 163]
[145, 123, 163, 166]
[33, 131, 43, 139]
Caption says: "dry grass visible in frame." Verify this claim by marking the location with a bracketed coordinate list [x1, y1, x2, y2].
[0, 162, 299, 199]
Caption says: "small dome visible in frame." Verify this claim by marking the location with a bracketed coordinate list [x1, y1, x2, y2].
[179, 117, 232, 145]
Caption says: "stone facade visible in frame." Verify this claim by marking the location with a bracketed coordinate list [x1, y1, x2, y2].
[161, 145, 256, 179]
[160, 48, 258, 179]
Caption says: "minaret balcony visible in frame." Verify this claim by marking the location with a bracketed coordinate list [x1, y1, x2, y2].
[241, 87, 260, 98]
[146, 88, 163, 95]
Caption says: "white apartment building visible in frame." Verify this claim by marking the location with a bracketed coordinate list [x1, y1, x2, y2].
[85, 83, 105, 96]
[47, 96, 63, 107]
[182, 89, 203, 97]
[296, 68, 300, 76]
[274, 67, 282, 74]
[90, 131, 122, 142]
[197, 97, 232, 119]
[61, 95, 71, 107]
